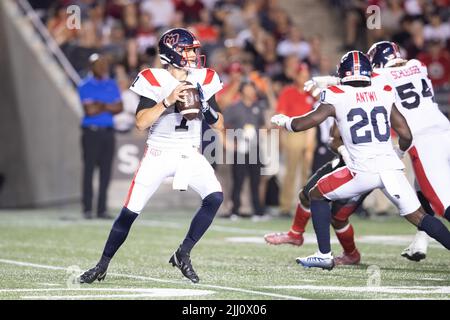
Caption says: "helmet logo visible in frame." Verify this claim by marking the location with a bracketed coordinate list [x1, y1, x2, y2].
[163, 33, 179, 47]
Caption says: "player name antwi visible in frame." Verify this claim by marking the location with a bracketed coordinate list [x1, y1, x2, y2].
[390, 65, 421, 80]
[356, 91, 378, 103]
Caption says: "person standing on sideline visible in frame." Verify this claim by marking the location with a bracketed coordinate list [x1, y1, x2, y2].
[78, 54, 123, 219]
[223, 80, 268, 220]
[276, 63, 316, 217]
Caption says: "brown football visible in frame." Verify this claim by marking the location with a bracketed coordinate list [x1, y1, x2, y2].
[175, 81, 201, 121]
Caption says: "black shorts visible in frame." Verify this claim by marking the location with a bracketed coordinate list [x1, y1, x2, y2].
[301, 156, 345, 200]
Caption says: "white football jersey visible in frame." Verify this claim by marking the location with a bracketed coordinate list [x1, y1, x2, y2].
[320, 84, 404, 173]
[130, 67, 223, 149]
[373, 59, 450, 137]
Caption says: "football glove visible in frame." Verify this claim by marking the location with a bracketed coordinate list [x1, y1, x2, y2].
[197, 83, 219, 125]
[271, 114, 291, 130]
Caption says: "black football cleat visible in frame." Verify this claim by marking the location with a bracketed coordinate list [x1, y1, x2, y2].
[169, 249, 199, 283]
[78, 264, 107, 284]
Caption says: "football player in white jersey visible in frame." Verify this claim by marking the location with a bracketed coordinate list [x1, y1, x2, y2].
[79, 28, 224, 284]
[368, 41, 450, 262]
[271, 51, 450, 270]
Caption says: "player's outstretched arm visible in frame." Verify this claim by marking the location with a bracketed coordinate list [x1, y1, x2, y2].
[390, 103, 413, 152]
[271, 103, 335, 132]
[135, 83, 192, 131]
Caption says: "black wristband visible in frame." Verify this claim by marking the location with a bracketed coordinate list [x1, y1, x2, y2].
[162, 98, 170, 108]
[203, 105, 219, 125]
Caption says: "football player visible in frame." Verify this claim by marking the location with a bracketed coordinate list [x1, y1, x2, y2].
[264, 123, 368, 266]
[367, 41, 450, 261]
[271, 51, 450, 270]
[79, 28, 224, 284]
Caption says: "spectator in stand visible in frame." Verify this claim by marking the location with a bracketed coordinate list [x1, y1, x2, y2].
[46, 3, 77, 47]
[306, 34, 324, 76]
[176, 0, 205, 25]
[404, 19, 426, 58]
[217, 62, 244, 110]
[276, 26, 311, 62]
[424, 10, 450, 43]
[102, 21, 127, 67]
[380, 0, 405, 39]
[140, 0, 175, 30]
[121, 2, 139, 38]
[418, 39, 450, 89]
[276, 63, 316, 218]
[135, 12, 157, 58]
[341, 0, 368, 51]
[271, 55, 300, 94]
[190, 8, 221, 57]
[65, 21, 99, 77]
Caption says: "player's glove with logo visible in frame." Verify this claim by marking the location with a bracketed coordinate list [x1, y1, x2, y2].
[197, 83, 219, 125]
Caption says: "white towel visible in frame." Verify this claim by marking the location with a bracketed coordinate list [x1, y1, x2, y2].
[172, 154, 192, 191]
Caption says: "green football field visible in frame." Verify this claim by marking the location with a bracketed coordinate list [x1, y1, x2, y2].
[0, 208, 449, 300]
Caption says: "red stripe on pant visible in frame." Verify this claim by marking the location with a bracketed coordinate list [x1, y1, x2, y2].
[317, 167, 354, 196]
[124, 147, 148, 208]
[408, 146, 444, 216]
[333, 203, 358, 222]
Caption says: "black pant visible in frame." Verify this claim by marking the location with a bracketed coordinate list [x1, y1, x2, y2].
[231, 152, 263, 215]
[81, 127, 115, 215]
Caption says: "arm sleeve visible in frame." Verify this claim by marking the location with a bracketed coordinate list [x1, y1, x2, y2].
[135, 96, 157, 115]
[207, 95, 221, 112]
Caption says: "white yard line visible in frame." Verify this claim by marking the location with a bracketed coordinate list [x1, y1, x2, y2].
[0, 258, 304, 300]
[262, 285, 450, 295]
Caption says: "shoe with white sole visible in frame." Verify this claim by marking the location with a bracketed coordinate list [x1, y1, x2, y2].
[296, 251, 335, 270]
[401, 230, 429, 262]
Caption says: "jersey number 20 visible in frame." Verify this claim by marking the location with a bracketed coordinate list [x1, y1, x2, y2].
[347, 106, 390, 144]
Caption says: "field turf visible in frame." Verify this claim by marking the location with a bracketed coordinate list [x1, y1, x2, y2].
[0, 208, 449, 300]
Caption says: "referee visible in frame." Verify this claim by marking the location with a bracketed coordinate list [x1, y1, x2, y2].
[78, 54, 123, 219]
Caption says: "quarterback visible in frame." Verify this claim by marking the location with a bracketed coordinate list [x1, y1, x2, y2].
[79, 28, 224, 284]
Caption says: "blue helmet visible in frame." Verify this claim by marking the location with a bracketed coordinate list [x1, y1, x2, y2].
[367, 41, 405, 68]
[337, 50, 372, 85]
[158, 28, 204, 69]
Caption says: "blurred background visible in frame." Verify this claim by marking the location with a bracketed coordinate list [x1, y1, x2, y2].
[0, 0, 449, 219]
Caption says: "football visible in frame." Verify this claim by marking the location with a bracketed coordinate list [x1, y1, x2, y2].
[175, 81, 201, 121]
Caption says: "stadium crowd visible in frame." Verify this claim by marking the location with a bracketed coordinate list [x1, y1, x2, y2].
[29, 0, 450, 218]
